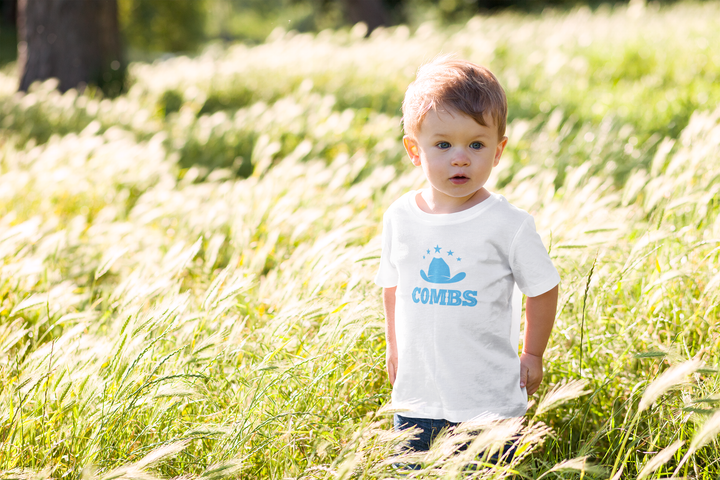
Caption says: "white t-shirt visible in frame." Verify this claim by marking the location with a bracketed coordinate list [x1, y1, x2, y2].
[375, 191, 560, 422]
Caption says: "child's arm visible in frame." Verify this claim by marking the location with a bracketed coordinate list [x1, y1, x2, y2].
[520, 284, 559, 395]
[383, 286, 398, 385]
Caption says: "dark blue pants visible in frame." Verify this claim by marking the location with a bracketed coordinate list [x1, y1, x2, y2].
[394, 414, 518, 466]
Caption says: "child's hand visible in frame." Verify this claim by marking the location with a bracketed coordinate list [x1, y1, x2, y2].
[387, 349, 398, 386]
[520, 352, 543, 395]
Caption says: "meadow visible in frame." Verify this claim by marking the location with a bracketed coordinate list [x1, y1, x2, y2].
[1, 1, 720, 478]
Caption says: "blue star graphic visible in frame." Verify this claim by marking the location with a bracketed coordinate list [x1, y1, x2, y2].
[427, 249, 430, 254]
[457, 257, 462, 261]
[434, 245, 442, 253]
[423, 255, 426, 259]
[447, 250, 454, 256]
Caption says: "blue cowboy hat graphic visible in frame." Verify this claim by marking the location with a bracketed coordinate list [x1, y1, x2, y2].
[421, 258, 466, 284]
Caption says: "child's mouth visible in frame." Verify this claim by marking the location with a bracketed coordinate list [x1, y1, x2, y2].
[450, 175, 469, 185]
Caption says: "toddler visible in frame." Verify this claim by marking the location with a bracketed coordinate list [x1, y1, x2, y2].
[375, 57, 560, 456]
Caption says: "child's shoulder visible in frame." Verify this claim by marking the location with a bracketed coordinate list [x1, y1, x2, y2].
[382, 190, 416, 216]
[488, 193, 534, 225]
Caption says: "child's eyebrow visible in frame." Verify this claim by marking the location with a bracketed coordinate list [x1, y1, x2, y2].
[430, 131, 493, 139]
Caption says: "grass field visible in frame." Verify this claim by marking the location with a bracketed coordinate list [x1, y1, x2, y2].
[2, 2, 720, 478]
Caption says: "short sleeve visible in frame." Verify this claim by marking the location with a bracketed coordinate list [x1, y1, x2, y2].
[374, 212, 398, 287]
[509, 216, 560, 297]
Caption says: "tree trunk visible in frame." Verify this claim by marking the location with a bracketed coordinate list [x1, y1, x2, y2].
[342, 0, 389, 34]
[18, 0, 123, 94]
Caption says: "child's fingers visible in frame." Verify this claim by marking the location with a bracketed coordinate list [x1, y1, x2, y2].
[520, 352, 543, 395]
[526, 368, 543, 395]
[527, 377, 538, 395]
[387, 358, 397, 385]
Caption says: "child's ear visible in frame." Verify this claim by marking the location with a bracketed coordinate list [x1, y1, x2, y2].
[494, 136, 508, 166]
[403, 136, 421, 166]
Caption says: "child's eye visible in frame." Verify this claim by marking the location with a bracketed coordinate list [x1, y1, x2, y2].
[436, 142, 451, 149]
[470, 141, 484, 150]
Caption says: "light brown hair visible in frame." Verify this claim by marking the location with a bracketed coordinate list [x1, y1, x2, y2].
[402, 56, 508, 139]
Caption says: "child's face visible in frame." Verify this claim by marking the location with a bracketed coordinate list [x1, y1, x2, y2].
[403, 108, 508, 210]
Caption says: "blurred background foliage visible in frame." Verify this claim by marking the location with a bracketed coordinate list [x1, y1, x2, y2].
[118, 0, 208, 53]
[0, 0, 659, 61]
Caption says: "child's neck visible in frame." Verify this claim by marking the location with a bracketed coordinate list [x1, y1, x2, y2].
[416, 188, 491, 214]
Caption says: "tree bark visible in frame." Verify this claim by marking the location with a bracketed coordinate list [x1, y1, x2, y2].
[18, 0, 123, 93]
[342, 0, 389, 34]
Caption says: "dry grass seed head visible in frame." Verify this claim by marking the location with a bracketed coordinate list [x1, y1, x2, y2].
[535, 379, 591, 417]
[638, 358, 701, 412]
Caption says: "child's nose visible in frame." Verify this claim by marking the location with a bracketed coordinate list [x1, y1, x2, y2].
[451, 151, 470, 166]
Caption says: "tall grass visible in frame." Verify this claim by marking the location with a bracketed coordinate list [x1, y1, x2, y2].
[2, 2, 720, 478]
